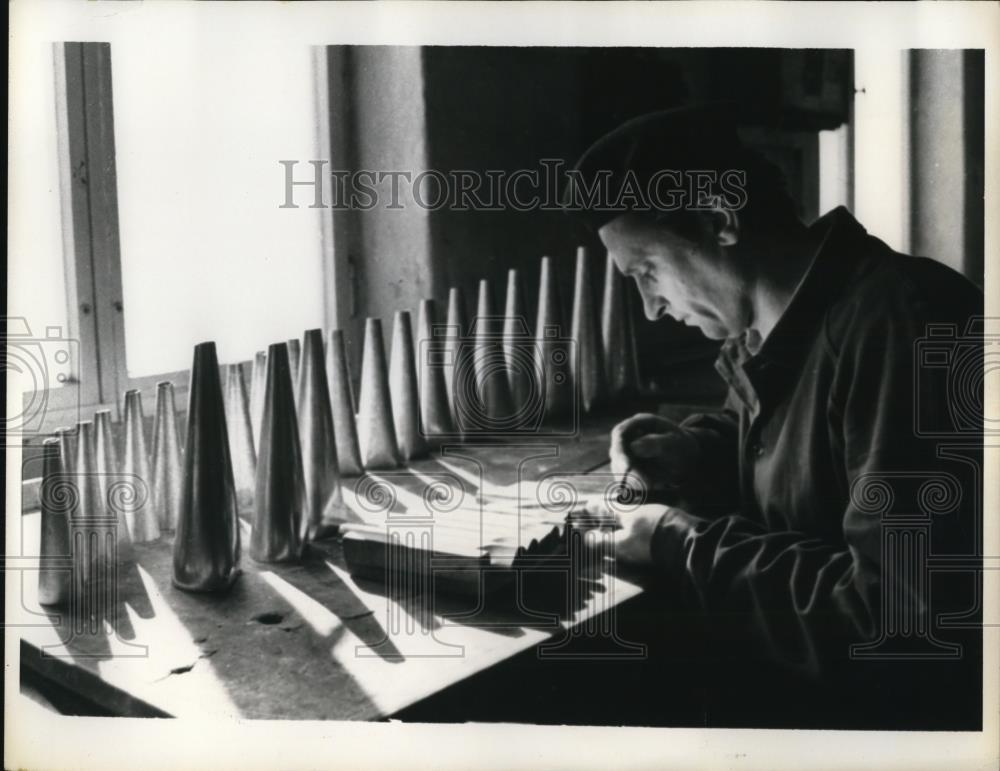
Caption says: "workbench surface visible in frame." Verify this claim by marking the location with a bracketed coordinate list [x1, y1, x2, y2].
[16, 423, 657, 721]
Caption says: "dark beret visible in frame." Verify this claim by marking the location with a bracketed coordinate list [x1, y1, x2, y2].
[562, 103, 750, 231]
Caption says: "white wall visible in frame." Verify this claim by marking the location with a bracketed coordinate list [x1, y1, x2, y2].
[853, 48, 911, 254]
[910, 49, 979, 280]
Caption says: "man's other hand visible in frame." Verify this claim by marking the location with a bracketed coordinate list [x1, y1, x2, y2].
[609, 412, 701, 494]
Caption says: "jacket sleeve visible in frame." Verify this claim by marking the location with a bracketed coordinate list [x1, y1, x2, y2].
[650, 283, 975, 677]
[673, 397, 741, 514]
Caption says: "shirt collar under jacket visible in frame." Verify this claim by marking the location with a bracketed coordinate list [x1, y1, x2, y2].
[714, 206, 874, 410]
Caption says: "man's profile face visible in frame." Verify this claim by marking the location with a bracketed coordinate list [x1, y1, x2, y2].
[598, 212, 749, 340]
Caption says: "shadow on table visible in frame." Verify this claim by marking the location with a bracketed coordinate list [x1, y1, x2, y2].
[36, 553, 156, 666]
[28, 533, 412, 719]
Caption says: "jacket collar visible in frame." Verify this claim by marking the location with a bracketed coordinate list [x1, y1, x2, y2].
[715, 207, 874, 404]
[747, 206, 871, 370]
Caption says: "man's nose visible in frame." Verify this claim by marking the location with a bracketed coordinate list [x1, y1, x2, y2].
[640, 291, 667, 322]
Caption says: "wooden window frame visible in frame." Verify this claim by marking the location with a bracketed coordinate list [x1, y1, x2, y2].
[31, 41, 341, 445]
[30, 44, 204, 436]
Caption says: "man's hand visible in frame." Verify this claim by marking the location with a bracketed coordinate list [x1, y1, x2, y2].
[609, 412, 701, 494]
[574, 502, 672, 569]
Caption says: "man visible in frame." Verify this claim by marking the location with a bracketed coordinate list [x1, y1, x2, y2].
[563, 106, 983, 728]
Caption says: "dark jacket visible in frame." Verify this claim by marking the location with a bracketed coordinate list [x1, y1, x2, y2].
[652, 207, 983, 728]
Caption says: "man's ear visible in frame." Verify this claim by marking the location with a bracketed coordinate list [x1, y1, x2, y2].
[709, 207, 740, 247]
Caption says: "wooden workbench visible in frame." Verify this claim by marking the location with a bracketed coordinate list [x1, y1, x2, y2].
[16, 416, 681, 721]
